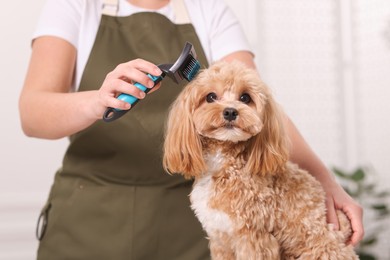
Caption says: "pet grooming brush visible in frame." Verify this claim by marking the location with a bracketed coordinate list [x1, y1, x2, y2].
[103, 42, 201, 122]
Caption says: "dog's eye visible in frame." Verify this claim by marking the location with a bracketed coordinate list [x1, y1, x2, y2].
[206, 92, 217, 103]
[240, 93, 252, 104]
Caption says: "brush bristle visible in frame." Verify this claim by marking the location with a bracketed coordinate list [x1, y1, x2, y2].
[183, 58, 201, 81]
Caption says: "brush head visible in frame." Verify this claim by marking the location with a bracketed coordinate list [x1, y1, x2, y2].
[159, 42, 201, 83]
[182, 57, 201, 81]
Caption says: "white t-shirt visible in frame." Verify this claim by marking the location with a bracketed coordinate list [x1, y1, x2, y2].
[33, 0, 252, 90]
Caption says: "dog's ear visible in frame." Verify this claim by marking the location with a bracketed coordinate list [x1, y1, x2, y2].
[163, 84, 206, 179]
[246, 95, 289, 175]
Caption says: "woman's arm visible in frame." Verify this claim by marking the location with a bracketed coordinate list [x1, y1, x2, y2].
[221, 50, 364, 246]
[19, 36, 161, 139]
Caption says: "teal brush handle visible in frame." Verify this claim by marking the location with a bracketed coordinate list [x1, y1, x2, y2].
[103, 73, 164, 122]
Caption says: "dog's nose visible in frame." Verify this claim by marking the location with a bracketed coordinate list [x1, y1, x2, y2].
[223, 107, 238, 121]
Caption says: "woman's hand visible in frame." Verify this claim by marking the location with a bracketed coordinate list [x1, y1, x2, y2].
[93, 59, 163, 118]
[324, 181, 364, 246]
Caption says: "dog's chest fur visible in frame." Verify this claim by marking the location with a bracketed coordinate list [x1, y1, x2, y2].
[190, 144, 255, 236]
[191, 174, 234, 235]
[190, 150, 234, 234]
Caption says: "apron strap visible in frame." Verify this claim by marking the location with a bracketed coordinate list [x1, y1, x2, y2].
[171, 0, 191, 24]
[102, 0, 119, 16]
[102, 0, 191, 24]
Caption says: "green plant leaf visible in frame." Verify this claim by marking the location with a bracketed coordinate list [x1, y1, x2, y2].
[360, 237, 378, 247]
[371, 204, 388, 211]
[351, 168, 365, 181]
[364, 184, 376, 193]
[333, 167, 350, 179]
[374, 191, 390, 198]
[357, 252, 377, 260]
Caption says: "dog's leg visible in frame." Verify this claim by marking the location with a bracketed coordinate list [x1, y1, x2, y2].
[234, 232, 280, 260]
[283, 218, 358, 260]
[209, 233, 235, 260]
[280, 224, 358, 260]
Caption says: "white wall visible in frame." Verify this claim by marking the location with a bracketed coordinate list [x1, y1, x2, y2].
[1, 0, 390, 259]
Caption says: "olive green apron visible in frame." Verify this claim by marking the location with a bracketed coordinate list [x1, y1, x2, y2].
[36, 0, 210, 259]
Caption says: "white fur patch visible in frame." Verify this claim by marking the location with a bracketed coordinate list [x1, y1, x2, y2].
[190, 152, 233, 235]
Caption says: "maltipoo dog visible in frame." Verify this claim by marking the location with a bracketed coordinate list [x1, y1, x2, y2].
[163, 61, 358, 260]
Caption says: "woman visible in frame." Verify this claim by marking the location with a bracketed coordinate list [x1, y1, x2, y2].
[19, 0, 363, 259]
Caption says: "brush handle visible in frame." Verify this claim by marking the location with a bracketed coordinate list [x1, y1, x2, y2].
[102, 74, 164, 122]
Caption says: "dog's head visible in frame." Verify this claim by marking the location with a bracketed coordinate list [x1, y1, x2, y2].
[163, 61, 289, 178]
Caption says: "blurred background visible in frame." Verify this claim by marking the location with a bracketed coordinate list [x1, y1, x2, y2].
[1, 0, 389, 259]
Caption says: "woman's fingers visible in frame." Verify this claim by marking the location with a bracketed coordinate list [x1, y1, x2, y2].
[111, 59, 162, 87]
[325, 195, 340, 231]
[98, 59, 163, 110]
[342, 202, 364, 246]
[149, 82, 162, 94]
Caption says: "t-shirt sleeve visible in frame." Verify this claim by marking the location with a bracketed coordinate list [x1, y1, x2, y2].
[33, 0, 83, 48]
[205, 0, 253, 61]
